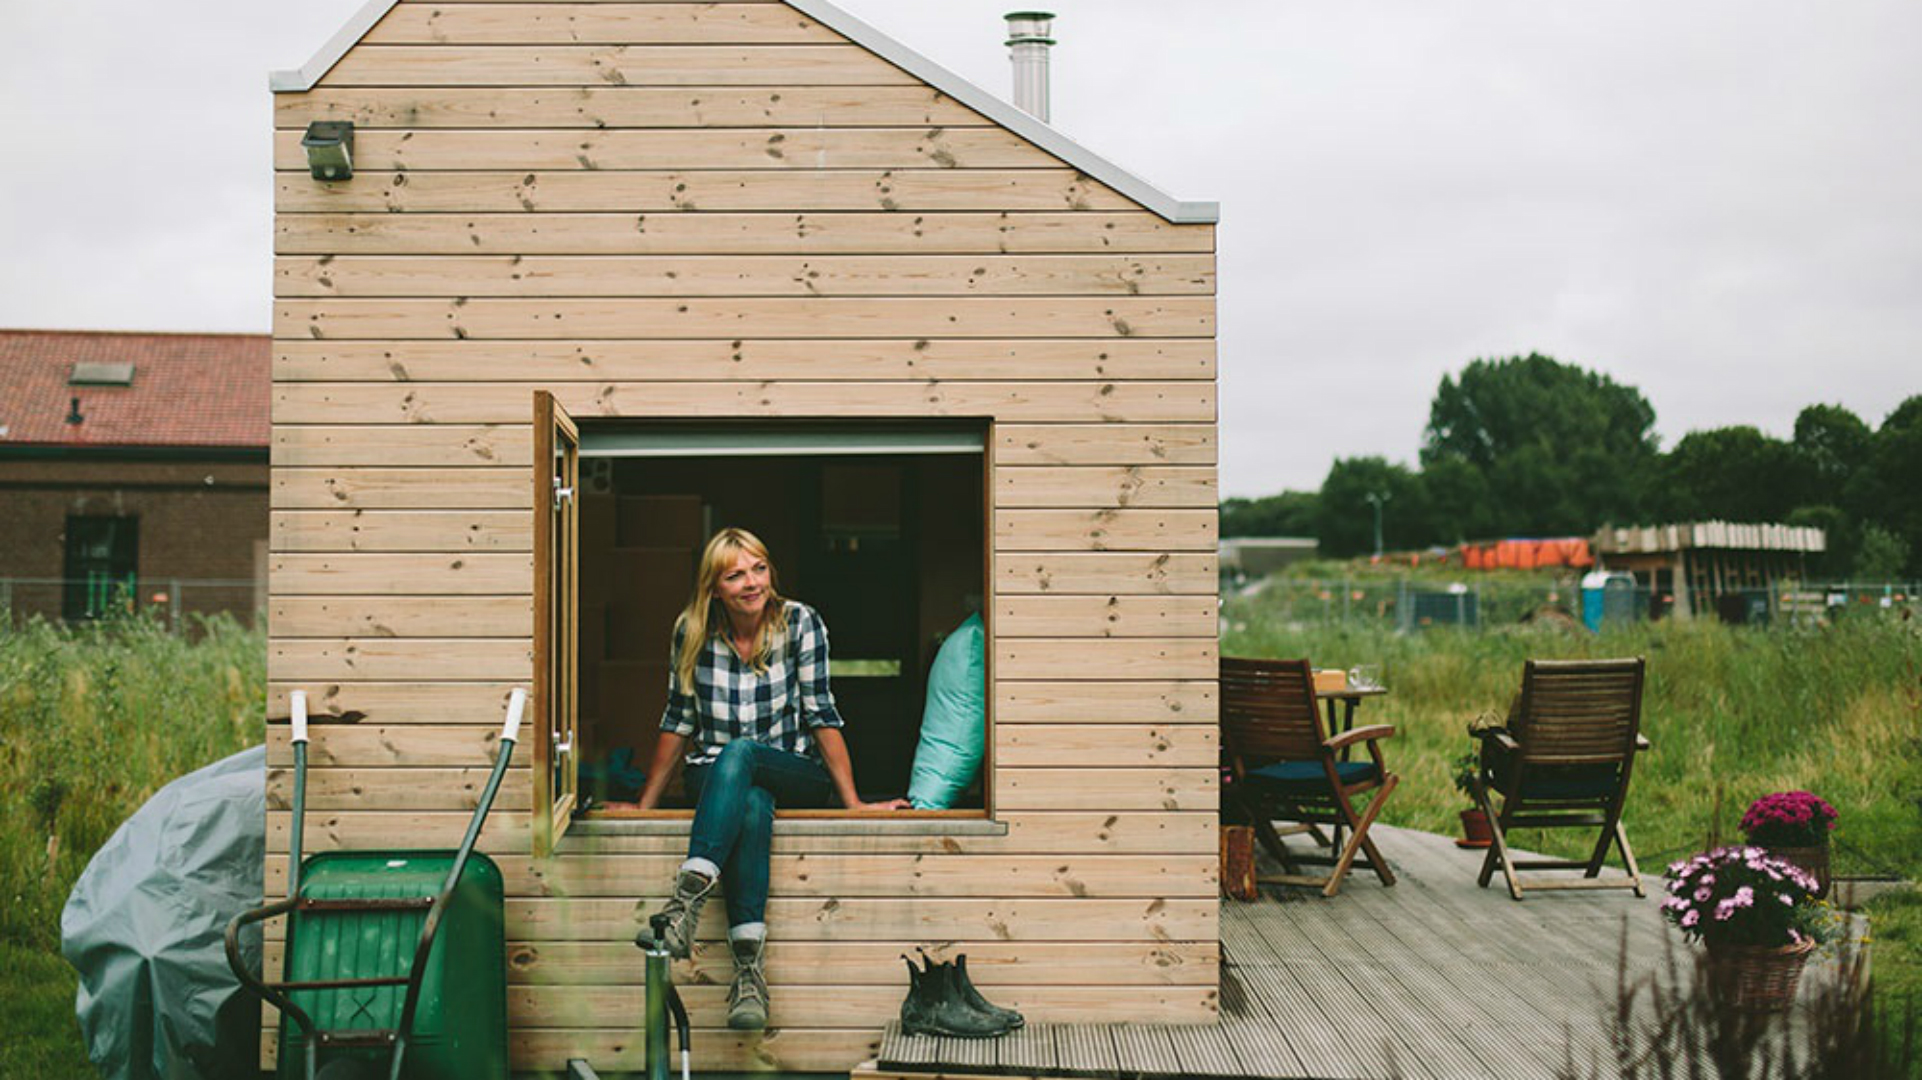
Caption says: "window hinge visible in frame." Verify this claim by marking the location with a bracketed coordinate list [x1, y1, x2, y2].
[552, 478, 574, 509]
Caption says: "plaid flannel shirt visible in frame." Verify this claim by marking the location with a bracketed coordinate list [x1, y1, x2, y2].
[660, 600, 845, 765]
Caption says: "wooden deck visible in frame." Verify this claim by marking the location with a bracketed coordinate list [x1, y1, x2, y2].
[868, 824, 1852, 1080]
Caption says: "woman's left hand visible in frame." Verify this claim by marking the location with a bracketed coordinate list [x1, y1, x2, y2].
[847, 798, 911, 812]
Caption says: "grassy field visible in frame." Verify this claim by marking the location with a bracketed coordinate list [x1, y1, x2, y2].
[1223, 589, 1922, 998]
[2, 605, 1917, 1073]
[0, 615, 262, 1077]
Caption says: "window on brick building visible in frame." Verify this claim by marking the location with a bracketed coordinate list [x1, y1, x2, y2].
[64, 516, 138, 621]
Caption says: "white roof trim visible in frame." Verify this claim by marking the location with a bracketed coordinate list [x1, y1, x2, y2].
[268, 0, 1219, 225]
[269, 0, 400, 95]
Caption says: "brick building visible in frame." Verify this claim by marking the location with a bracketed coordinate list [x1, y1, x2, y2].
[0, 329, 270, 625]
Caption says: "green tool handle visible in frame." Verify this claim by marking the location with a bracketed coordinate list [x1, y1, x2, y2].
[388, 688, 526, 1080]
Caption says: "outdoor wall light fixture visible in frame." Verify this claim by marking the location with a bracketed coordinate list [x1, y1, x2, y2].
[301, 121, 354, 181]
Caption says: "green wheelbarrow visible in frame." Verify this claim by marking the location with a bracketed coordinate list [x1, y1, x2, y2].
[228, 688, 526, 1080]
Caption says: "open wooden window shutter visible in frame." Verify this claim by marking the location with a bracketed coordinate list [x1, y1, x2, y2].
[533, 391, 580, 855]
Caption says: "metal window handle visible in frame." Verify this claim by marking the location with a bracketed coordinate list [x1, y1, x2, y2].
[553, 481, 574, 509]
[554, 738, 572, 754]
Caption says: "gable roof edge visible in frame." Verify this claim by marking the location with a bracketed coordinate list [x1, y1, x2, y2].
[268, 0, 1219, 225]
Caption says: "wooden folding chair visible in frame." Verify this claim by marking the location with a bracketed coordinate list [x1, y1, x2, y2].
[1220, 657, 1398, 897]
[1470, 657, 1651, 901]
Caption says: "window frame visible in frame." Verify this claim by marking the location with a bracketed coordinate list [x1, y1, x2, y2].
[533, 414, 996, 832]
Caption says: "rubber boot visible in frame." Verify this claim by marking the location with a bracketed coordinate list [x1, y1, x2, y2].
[727, 932, 770, 1030]
[899, 955, 934, 1033]
[951, 953, 1024, 1030]
[646, 869, 715, 960]
[901, 955, 1010, 1038]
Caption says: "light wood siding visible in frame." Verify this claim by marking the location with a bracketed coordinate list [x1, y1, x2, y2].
[269, 2, 1217, 1071]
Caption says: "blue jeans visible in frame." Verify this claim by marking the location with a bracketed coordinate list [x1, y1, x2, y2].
[683, 740, 834, 927]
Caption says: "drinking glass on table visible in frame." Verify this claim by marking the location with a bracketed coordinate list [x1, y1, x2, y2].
[1347, 664, 1383, 691]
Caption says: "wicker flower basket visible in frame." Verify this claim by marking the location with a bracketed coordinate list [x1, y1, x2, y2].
[1763, 842, 1831, 899]
[1703, 938, 1818, 1013]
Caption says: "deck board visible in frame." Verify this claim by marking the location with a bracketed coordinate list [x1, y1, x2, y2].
[873, 825, 1854, 1080]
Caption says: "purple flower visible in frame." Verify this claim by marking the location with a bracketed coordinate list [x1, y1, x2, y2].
[1681, 910, 1700, 928]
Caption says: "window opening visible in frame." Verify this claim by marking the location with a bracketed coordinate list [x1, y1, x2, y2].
[568, 421, 988, 821]
[64, 516, 138, 621]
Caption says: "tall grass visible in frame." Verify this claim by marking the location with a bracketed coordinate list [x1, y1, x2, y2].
[1220, 601, 1922, 879]
[0, 615, 264, 952]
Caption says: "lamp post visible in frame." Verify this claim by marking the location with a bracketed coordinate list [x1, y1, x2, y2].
[1363, 491, 1390, 560]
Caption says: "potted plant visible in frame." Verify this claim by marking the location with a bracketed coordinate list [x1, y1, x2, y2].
[1740, 791, 1838, 899]
[1452, 750, 1493, 849]
[1663, 846, 1834, 1011]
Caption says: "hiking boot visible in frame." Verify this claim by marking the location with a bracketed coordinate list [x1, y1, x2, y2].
[899, 955, 1010, 1038]
[952, 953, 1024, 1030]
[727, 934, 770, 1031]
[644, 869, 715, 959]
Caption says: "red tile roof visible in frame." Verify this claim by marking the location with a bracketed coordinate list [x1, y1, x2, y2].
[0, 329, 268, 449]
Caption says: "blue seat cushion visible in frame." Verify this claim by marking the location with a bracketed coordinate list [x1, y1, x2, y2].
[1247, 759, 1378, 793]
[1513, 767, 1622, 802]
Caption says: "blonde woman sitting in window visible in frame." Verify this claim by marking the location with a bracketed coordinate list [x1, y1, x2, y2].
[635, 527, 907, 1030]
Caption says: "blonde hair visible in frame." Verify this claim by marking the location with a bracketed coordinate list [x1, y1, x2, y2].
[673, 527, 789, 695]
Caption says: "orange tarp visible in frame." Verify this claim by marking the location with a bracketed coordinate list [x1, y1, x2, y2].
[1459, 538, 1593, 571]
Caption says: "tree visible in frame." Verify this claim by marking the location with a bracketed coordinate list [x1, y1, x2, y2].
[1657, 426, 1808, 523]
[1315, 457, 1432, 558]
[1220, 490, 1319, 538]
[1845, 395, 1922, 577]
[1422, 353, 1658, 536]
[1418, 457, 1497, 545]
[1854, 526, 1911, 582]
[1793, 403, 1872, 497]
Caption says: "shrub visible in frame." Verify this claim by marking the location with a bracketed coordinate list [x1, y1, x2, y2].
[1744, 790, 1841, 848]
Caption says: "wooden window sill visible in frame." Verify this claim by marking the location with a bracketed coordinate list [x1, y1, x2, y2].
[569, 810, 1006, 838]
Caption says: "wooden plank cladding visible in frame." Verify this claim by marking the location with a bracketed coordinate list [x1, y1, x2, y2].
[274, 382, 1216, 424]
[272, 425, 531, 467]
[270, 1, 1218, 1071]
[994, 509, 1218, 552]
[273, 128, 1058, 171]
[492, 939, 1220, 988]
[276, 212, 1213, 256]
[263, 852, 1217, 900]
[994, 597, 1218, 639]
[995, 466, 1217, 510]
[273, 297, 1214, 340]
[270, 594, 533, 636]
[275, 340, 1214, 383]
[276, 171, 1132, 213]
[359, 4, 847, 46]
[274, 254, 1213, 297]
[276, 87, 986, 129]
[321, 45, 921, 87]
[271, 510, 535, 551]
[270, 639, 534, 681]
[272, 506, 1213, 555]
[263, 806, 1214, 856]
[274, 467, 529, 509]
[996, 553, 1218, 595]
[272, 552, 532, 594]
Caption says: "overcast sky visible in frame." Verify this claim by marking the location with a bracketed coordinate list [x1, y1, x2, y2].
[2, 1, 1916, 496]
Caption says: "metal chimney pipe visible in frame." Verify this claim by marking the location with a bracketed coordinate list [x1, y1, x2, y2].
[1005, 11, 1056, 122]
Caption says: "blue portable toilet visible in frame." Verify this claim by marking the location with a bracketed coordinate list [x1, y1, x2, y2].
[1581, 571, 1638, 631]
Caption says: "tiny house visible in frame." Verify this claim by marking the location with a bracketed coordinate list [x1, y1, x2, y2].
[267, 1, 1219, 1071]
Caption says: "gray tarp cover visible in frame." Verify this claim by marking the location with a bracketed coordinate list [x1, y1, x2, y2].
[61, 745, 266, 1080]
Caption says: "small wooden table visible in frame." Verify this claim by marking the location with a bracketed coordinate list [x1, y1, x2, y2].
[1317, 685, 1388, 744]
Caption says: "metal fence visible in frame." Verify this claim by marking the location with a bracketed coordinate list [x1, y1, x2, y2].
[0, 577, 262, 632]
[1227, 575, 1921, 631]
